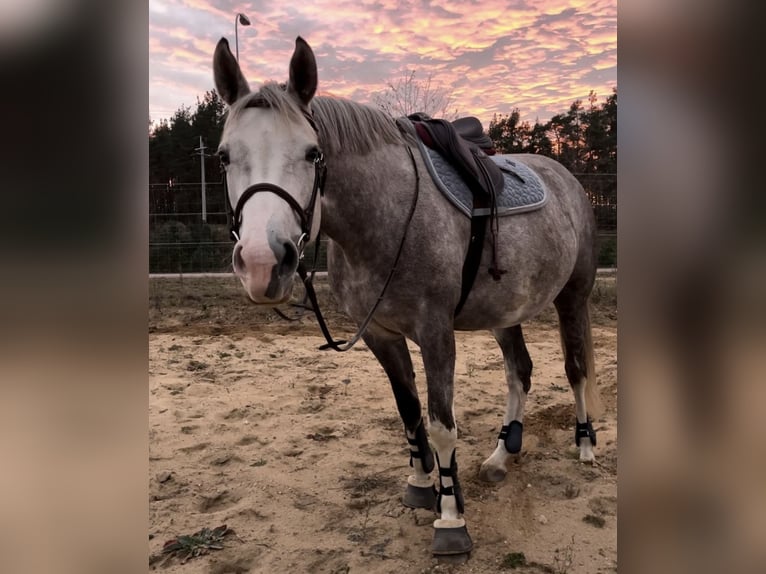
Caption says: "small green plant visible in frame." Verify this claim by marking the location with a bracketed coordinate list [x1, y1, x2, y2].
[186, 359, 208, 371]
[563, 483, 580, 499]
[152, 525, 234, 566]
[583, 514, 606, 528]
[501, 551, 527, 569]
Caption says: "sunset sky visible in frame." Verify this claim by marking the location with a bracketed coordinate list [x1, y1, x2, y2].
[150, 0, 616, 127]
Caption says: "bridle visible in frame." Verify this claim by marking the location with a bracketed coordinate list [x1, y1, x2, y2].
[226, 142, 326, 255]
[221, 107, 421, 352]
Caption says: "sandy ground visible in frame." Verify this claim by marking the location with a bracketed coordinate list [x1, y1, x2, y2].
[149, 276, 617, 573]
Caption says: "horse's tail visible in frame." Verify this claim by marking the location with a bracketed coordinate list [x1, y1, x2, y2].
[558, 300, 603, 419]
[582, 302, 603, 419]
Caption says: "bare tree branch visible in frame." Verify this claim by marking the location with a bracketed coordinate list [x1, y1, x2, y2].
[372, 69, 459, 120]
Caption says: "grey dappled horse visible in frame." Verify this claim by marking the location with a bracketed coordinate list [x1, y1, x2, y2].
[213, 36, 601, 558]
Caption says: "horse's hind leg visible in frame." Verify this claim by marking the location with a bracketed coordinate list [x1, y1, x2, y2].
[479, 325, 532, 482]
[362, 331, 436, 509]
[555, 285, 602, 462]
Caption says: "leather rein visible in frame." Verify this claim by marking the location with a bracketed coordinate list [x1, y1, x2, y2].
[223, 110, 421, 352]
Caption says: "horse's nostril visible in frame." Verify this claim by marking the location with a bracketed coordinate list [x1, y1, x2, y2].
[278, 241, 298, 276]
[233, 243, 246, 273]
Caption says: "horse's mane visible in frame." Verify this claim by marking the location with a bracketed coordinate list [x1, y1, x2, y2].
[229, 83, 406, 156]
[229, 82, 305, 125]
[311, 96, 406, 156]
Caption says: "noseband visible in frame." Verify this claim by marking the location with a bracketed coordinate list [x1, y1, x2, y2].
[227, 151, 326, 252]
[228, 152, 326, 251]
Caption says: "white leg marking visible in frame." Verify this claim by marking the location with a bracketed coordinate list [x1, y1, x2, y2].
[480, 371, 527, 478]
[579, 436, 595, 462]
[574, 378, 595, 462]
[430, 420, 464, 527]
[573, 378, 588, 422]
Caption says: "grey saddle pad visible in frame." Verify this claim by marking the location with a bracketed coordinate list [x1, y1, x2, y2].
[419, 144, 548, 218]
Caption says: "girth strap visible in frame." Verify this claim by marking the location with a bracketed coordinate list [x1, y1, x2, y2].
[409, 115, 506, 291]
[395, 115, 503, 318]
[455, 212, 488, 316]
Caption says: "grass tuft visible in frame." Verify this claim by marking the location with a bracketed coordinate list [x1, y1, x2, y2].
[150, 524, 234, 567]
[583, 514, 606, 528]
[500, 552, 527, 569]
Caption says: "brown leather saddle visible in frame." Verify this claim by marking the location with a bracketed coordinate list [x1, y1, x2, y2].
[401, 113, 507, 315]
[406, 113, 504, 208]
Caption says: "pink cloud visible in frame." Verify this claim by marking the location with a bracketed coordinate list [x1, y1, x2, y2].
[150, 0, 617, 127]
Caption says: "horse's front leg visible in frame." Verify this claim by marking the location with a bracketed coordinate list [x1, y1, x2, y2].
[362, 331, 436, 509]
[421, 328, 473, 558]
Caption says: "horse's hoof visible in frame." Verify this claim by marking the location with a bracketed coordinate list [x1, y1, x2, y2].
[403, 483, 436, 509]
[579, 440, 595, 463]
[579, 451, 595, 463]
[436, 552, 471, 564]
[432, 524, 473, 558]
[478, 463, 507, 483]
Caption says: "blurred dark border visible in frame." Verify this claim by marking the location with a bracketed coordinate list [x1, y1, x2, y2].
[620, 0, 764, 572]
[0, 1, 148, 572]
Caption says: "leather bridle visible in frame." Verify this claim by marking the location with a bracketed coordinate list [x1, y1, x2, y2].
[221, 107, 421, 353]
[227, 149, 326, 254]
[224, 107, 326, 254]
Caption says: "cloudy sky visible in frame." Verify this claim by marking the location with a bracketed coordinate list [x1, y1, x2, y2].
[150, 0, 616, 127]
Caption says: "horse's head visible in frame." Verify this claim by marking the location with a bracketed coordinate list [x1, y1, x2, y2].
[213, 37, 323, 304]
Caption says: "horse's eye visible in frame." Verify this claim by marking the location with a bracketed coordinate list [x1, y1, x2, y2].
[305, 147, 321, 162]
[217, 149, 230, 166]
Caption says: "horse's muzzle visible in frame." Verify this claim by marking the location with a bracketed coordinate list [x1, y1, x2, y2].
[232, 238, 299, 303]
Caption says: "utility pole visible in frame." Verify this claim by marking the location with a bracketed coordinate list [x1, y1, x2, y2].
[194, 136, 210, 222]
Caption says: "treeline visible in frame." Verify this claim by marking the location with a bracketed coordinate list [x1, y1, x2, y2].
[149, 87, 616, 184]
[150, 90, 227, 186]
[149, 87, 616, 270]
[487, 89, 617, 175]
[487, 89, 617, 266]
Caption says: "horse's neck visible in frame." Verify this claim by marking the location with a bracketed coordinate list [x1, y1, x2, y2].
[322, 148, 413, 245]
[320, 148, 412, 251]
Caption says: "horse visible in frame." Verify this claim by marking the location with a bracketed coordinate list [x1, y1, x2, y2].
[212, 35, 601, 559]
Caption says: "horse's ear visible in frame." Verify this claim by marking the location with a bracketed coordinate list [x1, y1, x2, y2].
[213, 38, 250, 105]
[287, 36, 317, 106]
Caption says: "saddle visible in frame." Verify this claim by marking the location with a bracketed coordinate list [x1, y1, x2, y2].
[399, 113, 507, 315]
[406, 113, 504, 206]
[451, 116, 495, 150]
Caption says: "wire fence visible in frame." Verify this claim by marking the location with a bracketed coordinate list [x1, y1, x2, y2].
[149, 174, 616, 273]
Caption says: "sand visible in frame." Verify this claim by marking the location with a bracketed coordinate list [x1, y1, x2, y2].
[149, 276, 617, 573]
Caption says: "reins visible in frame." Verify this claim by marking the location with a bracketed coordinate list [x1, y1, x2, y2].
[300, 145, 420, 351]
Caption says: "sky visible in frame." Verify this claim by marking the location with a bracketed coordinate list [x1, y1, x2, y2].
[149, 0, 616, 128]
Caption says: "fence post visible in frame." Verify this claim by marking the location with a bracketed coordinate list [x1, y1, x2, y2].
[195, 136, 208, 222]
